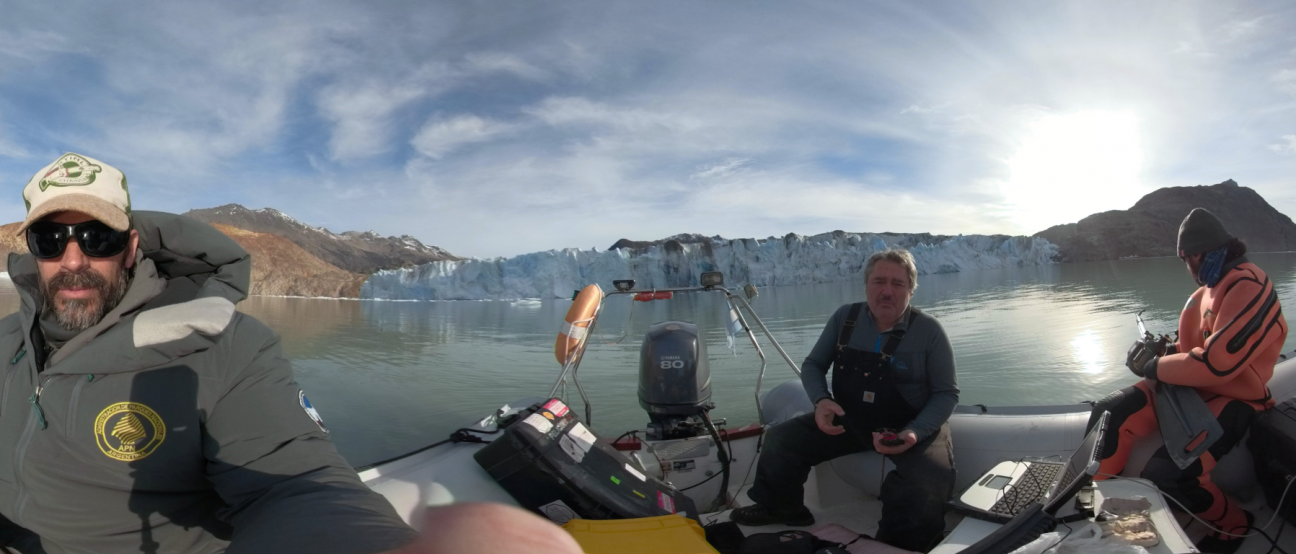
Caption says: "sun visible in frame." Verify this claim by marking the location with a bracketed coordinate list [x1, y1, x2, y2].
[1002, 111, 1144, 233]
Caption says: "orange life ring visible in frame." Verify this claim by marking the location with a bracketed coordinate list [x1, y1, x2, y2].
[555, 284, 603, 365]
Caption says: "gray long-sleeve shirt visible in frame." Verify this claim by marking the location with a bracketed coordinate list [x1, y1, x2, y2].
[801, 303, 960, 442]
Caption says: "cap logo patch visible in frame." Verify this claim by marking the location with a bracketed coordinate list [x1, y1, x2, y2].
[39, 153, 103, 191]
[300, 390, 329, 434]
[95, 402, 166, 461]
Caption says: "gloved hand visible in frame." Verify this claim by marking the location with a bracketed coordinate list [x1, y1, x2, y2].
[1126, 340, 1156, 377]
[1147, 335, 1171, 356]
[1141, 355, 1159, 381]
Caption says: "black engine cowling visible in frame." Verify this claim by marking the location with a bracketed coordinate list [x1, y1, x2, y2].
[638, 321, 712, 415]
[638, 322, 713, 440]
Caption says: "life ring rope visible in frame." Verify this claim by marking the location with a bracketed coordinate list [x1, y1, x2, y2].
[560, 317, 595, 341]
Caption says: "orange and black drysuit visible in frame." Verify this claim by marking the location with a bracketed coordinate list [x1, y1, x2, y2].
[1090, 258, 1286, 540]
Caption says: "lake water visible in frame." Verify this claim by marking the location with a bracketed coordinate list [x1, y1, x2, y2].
[4, 254, 1296, 468]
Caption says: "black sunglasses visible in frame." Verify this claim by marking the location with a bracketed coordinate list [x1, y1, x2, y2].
[26, 221, 130, 260]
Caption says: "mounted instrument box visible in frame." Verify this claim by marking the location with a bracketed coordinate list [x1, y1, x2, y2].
[474, 398, 697, 524]
[1248, 398, 1296, 525]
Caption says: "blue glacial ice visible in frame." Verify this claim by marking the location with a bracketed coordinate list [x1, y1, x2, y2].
[360, 232, 1059, 301]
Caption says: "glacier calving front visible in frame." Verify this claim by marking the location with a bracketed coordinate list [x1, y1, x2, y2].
[360, 232, 1059, 301]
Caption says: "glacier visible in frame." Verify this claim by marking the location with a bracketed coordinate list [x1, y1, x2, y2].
[360, 232, 1059, 301]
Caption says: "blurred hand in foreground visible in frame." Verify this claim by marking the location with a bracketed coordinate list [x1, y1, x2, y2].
[386, 503, 583, 554]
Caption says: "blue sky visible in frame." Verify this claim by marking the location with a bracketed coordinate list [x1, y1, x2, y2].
[1, 1, 1294, 258]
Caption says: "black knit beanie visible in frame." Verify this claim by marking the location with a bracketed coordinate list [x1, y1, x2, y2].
[1177, 208, 1234, 256]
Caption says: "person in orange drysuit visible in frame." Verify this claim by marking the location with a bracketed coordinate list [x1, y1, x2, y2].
[1088, 207, 1286, 554]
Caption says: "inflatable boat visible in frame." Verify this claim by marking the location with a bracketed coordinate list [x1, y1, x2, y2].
[358, 273, 1296, 553]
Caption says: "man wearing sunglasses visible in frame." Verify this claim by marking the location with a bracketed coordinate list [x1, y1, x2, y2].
[0, 153, 417, 553]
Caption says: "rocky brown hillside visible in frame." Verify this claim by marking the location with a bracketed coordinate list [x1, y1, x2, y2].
[1036, 180, 1296, 262]
[185, 204, 460, 274]
[210, 224, 369, 297]
[0, 222, 25, 260]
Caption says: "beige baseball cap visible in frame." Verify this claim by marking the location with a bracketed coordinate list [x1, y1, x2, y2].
[18, 152, 132, 235]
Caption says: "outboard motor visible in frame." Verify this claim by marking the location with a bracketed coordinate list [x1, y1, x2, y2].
[638, 321, 713, 440]
[637, 320, 731, 512]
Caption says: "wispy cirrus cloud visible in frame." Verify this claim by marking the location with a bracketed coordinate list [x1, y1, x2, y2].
[411, 115, 519, 159]
[319, 82, 429, 161]
[1271, 135, 1296, 155]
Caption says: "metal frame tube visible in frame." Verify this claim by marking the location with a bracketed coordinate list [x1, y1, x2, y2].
[729, 293, 801, 376]
[726, 294, 769, 422]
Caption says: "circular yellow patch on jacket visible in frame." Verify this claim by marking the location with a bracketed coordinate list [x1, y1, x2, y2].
[95, 402, 166, 461]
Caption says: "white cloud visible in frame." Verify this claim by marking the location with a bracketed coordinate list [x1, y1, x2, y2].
[1171, 41, 1214, 57]
[1270, 135, 1296, 155]
[462, 52, 549, 81]
[692, 158, 750, 181]
[0, 117, 30, 160]
[524, 97, 703, 134]
[411, 115, 516, 159]
[900, 104, 941, 115]
[0, 29, 79, 64]
[1275, 69, 1296, 96]
[1223, 16, 1266, 42]
[318, 83, 427, 161]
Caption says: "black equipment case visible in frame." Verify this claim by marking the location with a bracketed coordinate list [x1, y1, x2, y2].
[1247, 397, 1296, 525]
[474, 398, 698, 524]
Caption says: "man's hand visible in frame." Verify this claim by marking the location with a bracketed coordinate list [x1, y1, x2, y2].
[814, 398, 845, 435]
[386, 503, 582, 554]
[873, 429, 918, 455]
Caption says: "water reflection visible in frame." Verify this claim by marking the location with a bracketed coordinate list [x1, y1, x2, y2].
[1070, 329, 1105, 375]
[3, 254, 1295, 467]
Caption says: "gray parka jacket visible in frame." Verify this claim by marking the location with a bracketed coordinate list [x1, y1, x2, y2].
[0, 212, 416, 554]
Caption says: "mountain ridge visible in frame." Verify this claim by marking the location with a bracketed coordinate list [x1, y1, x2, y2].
[1035, 180, 1296, 261]
[184, 204, 461, 274]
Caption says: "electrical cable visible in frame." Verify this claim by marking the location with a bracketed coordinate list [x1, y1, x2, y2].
[701, 412, 731, 511]
[355, 426, 502, 471]
[679, 468, 724, 492]
[1268, 513, 1287, 554]
[611, 429, 639, 445]
[733, 431, 764, 497]
[1098, 472, 1294, 552]
[1041, 520, 1075, 552]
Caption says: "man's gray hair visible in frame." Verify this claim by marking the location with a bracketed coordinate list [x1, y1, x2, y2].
[863, 249, 918, 292]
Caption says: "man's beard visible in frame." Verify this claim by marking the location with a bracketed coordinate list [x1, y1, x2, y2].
[40, 267, 131, 332]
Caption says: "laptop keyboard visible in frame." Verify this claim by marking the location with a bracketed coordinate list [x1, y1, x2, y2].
[989, 463, 1062, 516]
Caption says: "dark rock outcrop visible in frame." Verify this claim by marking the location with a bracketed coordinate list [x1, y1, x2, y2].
[185, 204, 460, 274]
[609, 233, 725, 252]
[1035, 180, 1296, 262]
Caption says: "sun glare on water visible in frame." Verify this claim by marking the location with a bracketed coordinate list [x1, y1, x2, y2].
[1070, 329, 1105, 375]
[1003, 111, 1144, 233]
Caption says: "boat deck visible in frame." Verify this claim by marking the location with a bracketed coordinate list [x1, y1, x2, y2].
[701, 473, 1296, 553]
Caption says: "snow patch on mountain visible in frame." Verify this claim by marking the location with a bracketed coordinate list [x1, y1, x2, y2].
[360, 232, 1059, 301]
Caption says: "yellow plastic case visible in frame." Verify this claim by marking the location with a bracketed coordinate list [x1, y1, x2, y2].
[562, 515, 719, 554]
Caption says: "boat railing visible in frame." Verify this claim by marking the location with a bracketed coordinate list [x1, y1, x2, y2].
[547, 281, 801, 425]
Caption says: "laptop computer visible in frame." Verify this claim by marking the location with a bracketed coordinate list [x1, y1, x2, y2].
[950, 411, 1109, 524]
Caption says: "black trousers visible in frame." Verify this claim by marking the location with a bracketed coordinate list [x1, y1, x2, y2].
[747, 414, 956, 552]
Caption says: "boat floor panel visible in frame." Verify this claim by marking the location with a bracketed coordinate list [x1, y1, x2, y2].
[702, 481, 1296, 553]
